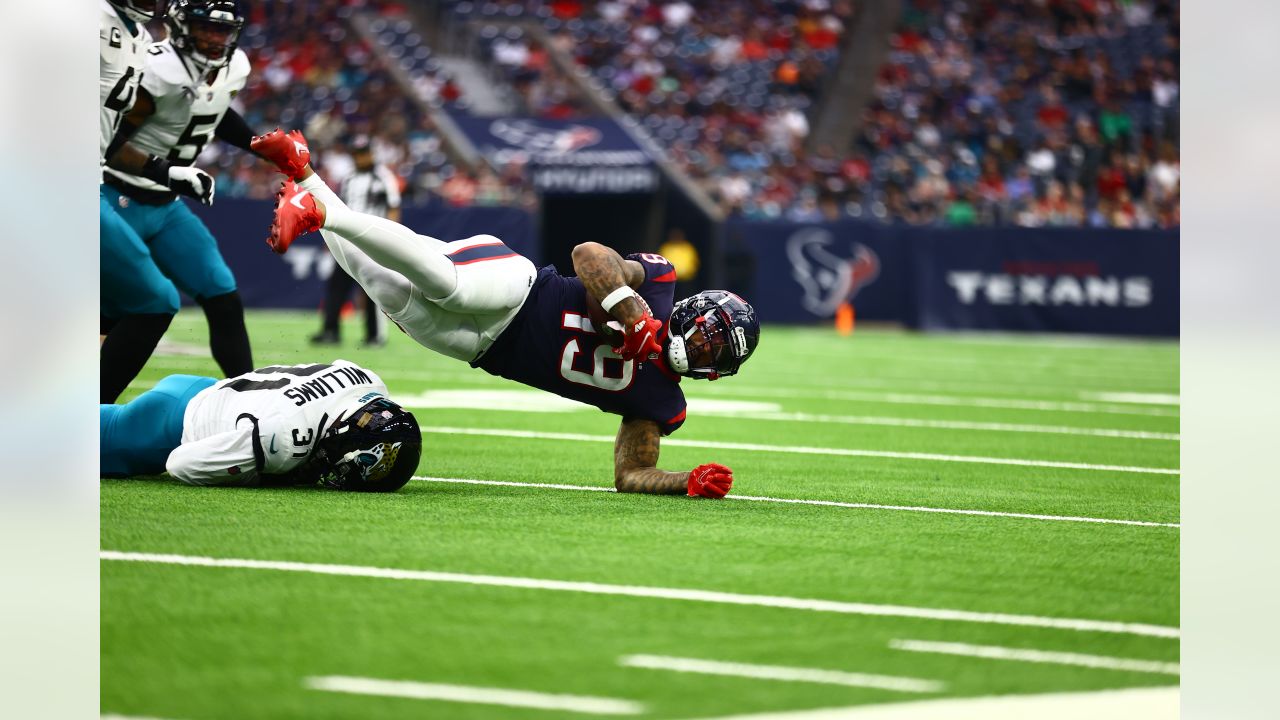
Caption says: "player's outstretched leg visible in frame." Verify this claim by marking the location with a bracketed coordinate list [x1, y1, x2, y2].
[266, 178, 413, 313]
[270, 178, 462, 300]
[254, 129, 459, 298]
[256, 129, 534, 317]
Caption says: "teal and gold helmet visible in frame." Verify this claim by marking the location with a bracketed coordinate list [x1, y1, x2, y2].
[313, 398, 421, 493]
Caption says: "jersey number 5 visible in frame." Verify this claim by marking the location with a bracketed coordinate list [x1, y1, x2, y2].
[169, 113, 220, 165]
[559, 339, 634, 391]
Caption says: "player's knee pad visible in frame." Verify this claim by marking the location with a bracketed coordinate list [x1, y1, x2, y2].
[121, 281, 180, 316]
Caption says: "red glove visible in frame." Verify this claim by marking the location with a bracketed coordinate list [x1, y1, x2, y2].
[688, 463, 733, 498]
[617, 313, 663, 361]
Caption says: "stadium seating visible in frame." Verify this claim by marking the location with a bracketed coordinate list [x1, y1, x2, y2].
[202, 0, 1178, 227]
[443, 0, 1178, 228]
[200, 0, 515, 206]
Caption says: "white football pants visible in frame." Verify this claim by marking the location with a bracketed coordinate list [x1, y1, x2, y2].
[299, 174, 536, 362]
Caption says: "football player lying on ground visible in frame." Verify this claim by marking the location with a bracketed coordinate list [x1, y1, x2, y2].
[100, 360, 422, 491]
[250, 129, 760, 499]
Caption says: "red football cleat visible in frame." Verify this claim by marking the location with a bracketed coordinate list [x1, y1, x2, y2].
[267, 179, 322, 254]
[251, 128, 311, 180]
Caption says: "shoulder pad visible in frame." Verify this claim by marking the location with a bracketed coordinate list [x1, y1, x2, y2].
[225, 49, 252, 91]
[140, 41, 191, 95]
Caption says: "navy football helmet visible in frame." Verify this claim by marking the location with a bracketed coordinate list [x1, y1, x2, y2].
[312, 397, 422, 492]
[110, 0, 163, 24]
[166, 0, 244, 72]
[666, 291, 760, 380]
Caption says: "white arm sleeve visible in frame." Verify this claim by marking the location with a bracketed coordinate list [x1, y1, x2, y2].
[165, 426, 260, 487]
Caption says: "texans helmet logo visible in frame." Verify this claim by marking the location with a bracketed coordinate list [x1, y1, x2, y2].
[786, 228, 881, 317]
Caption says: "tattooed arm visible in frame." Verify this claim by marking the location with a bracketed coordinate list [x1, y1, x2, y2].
[571, 242, 647, 325]
[613, 417, 689, 494]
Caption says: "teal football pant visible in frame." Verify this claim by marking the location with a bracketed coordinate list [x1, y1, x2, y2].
[101, 184, 252, 376]
[100, 184, 236, 302]
[100, 374, 217, 477]
[100, 191, 180, 316]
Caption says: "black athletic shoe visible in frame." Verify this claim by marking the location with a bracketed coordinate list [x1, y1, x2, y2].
[310, 330, 340, 345]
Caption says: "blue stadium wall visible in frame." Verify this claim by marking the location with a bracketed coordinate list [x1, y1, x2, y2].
[728, 219, 1178, 337]
[195, 199, 1178, 337]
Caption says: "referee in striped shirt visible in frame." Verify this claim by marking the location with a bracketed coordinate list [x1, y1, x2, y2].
[311, 137, 401, 347]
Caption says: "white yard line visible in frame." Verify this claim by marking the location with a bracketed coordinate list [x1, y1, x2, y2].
[420, 427, 1180, 476]
[304, 676, 643, 715]
[618, 654, 943, 694]
[412, 476, 1180, 528]
[717, 412, 1179, 441]
[99, 551, 1180, 639]
[691, 387, 1179, 417]
[683, 685, 1178, 720]
[828, 377, 1159, 398]
[1078, 392, 1180, 405]
[888, 639, 1179, 676]
[395, 388, 1176, 440]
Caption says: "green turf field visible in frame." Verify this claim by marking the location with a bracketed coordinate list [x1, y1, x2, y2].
[102, 310, 1179, 719]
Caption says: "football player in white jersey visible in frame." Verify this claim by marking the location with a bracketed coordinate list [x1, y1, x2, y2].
[99, 0, 180, 403]
[100, 0, 217, 201]
[100, 361, 422, 491]
[103, 0, 258, 378]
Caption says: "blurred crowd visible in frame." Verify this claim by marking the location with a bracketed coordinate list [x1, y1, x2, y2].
[192, 0, 535, 209]
[190, 0, 1178, 227]
[451, 0, 1178, 229]
[840, 0, 1181, 229]
[564, 0, 1178, 228]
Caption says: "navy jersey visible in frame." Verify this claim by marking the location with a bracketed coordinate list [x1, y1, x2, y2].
[474, 253, 687, 434]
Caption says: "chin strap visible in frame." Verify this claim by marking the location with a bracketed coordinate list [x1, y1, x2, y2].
[666, 335, 689, 374]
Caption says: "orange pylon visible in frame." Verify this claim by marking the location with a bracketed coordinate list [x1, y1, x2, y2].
[835, 302, 855, 336]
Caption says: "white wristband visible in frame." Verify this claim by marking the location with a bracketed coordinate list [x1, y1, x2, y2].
[600, 286, 638, 314]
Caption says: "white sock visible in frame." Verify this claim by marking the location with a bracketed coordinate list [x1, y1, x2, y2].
[299, 173, 344, 211]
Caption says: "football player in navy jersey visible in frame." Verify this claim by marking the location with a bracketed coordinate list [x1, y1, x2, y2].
[251, 129, 760, 498]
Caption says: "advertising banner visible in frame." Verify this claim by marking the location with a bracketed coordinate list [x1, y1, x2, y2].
[447, 113, 658, 194]
[727, 218, 1178, 336]
[908, 226, 1179, 337]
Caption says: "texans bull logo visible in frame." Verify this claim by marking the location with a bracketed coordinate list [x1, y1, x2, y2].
[489, 119, 602, 157]
[786, 228, 881, 317]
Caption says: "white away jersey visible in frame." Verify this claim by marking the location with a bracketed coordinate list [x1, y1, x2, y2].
[105, 40, 251, 192]
[99, 0, 152, 166]
[166, 361, 389, 486]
